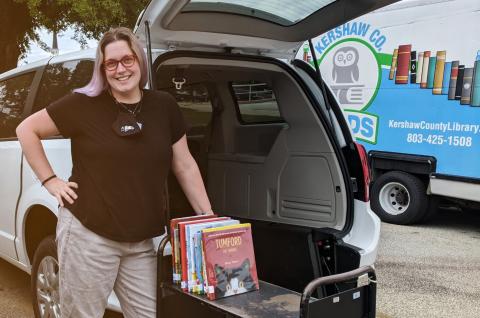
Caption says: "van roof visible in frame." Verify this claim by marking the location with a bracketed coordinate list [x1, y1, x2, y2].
[0, 58, 49, 79]
[0, 48, 96, 80]
[48, 48, 96, 64]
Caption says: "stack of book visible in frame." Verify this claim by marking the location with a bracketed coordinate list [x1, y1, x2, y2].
[170, 215, 259, 300]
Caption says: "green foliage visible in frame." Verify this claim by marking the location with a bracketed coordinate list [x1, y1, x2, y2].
[0, 0, 149, 73]
[0, 1, 38, 73]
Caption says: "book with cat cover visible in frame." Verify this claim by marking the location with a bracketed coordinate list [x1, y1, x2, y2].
[448, 61, 459, 100]
[472, 52, 480, 107]
[202, 223, 259, 300]
[433, 51, 446, 94]
[455, 65, 465, 100]
[427, 56, 437, 89]
[460, 68, 473, 105]
[178, 217, 229, 290]
[416, 52, 424, 84]
[441, 62, 452, 95]
[395, 44, 411, 84]
[185, 219, 239, 293]
[420, 51, 431, 88]
[170, 215, 218, 284]
[389, 49, 398, 80]
[410, 51, 417, 83]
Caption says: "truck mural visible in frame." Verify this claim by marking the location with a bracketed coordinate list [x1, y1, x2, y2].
[304, 0, 480, 224]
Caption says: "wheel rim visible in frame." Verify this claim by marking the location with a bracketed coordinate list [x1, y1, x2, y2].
[379, 182, 410, 216]
[36, 255, 61, 318]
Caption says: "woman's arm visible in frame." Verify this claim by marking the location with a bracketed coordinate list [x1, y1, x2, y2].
[171, 135, 213, 215]
[16, 109, 78, 206]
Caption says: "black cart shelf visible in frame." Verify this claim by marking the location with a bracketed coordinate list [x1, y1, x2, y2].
[156, 235, 377, 318]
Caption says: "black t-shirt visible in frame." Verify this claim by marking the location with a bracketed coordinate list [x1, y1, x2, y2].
[46, 89, 185, 242]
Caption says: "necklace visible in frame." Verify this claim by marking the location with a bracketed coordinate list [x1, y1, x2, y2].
[109, 89, 145, 136]
[111, 90, 144, 117]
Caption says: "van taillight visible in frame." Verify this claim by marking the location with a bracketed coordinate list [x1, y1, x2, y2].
[354, 142, 370, 202]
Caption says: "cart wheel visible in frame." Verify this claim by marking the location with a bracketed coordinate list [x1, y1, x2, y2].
[371, 171, 428, 225]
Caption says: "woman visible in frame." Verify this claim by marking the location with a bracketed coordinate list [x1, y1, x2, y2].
[16, 27, 213, 317]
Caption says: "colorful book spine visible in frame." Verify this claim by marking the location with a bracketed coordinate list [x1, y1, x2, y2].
[170, 214, 218, 284]
[410, 51, 417, 83]
[416, 52, 424, 84]
[186, 219, 239, 293]
[433, 51, 446, 94]
[389, 49, 398, 80]
[426, 57, 437, 89]
[179, 217, 228, 291]
[174, 229, 181, 283]
[395, 45, 411, 84]
[460, 68, 473, 105]
[441, 62, 452, 95]
[193, 233, 205, 294]
[420, 51, 431, 88]
[455, 65, 465, 100]
[200, 236, 209, 294]
[448, 61, 459, 100]
[472, 52, 480, 107]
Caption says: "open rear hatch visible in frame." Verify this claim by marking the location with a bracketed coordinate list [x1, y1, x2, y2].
[135, 0, 398, 59]
[134, 0, 397, 236]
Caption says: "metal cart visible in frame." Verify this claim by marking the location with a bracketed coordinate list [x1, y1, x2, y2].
[156, 235, 377, 318]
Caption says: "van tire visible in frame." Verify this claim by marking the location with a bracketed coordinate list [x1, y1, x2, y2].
[31, 235, 61, 318]
[371, 171, 428, 225]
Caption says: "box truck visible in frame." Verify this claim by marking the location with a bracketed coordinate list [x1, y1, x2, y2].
[306, 0, 480, 224]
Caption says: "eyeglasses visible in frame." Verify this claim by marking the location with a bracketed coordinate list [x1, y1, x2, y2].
[103, 55, 136, 71]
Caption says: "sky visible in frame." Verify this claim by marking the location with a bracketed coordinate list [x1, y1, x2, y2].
[18, 27, 98, 66]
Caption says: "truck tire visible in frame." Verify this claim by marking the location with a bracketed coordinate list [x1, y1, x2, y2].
[418, 195, 440, 223]
[371, 171, 428, 224]
[31, 235, 61, 318]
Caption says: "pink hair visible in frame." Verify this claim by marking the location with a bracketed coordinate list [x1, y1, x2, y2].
[74, 27, 148, 97]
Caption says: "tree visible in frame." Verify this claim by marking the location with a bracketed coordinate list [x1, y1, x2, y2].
[0, 0, 149, 74]
[0, 1, 38, 74]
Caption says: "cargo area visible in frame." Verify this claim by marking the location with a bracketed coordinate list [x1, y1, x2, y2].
[155, 53, 362, 295]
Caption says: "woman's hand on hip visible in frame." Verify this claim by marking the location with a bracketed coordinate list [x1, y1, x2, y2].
[44, 178, 79, 207]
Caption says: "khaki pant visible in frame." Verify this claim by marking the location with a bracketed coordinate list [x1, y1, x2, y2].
[56, 207, 157, 318]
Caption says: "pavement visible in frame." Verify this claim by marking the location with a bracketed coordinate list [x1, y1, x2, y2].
[0, 259, 32, 317]
[376, 208, 480, 318]
[0, 260, 121, 317]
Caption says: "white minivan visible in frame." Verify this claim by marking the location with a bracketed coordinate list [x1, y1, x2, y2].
[0, 0, 396, 316]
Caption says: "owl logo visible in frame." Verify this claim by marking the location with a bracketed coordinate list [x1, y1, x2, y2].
[332, 47, 360, 84]
[320, 39, 380, 111]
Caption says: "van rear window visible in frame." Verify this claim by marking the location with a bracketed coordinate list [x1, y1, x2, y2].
[164, 83, 213, 132]
[0, 72, 35, 139]
[231, 81, 283, 124]
[34, 59, 93, 112]
[184, 0, 336, 26]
